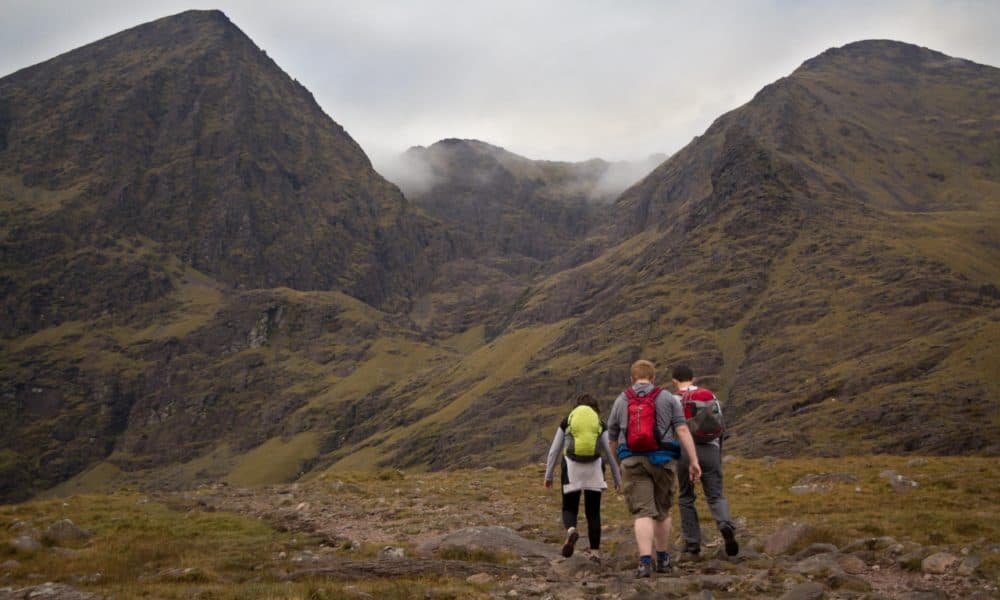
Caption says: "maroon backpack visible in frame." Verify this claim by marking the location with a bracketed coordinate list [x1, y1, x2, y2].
[624, 386, 661, 452]
[680, 387, 725, 443]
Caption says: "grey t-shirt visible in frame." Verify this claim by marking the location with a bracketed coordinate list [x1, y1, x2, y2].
[607, 382, 687, 447]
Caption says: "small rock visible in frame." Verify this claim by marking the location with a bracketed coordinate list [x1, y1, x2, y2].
[794, 543, 839, 559]
[828, 572, 873, 592]
[794, 473, 858, 485]
[696, 574, 737, 590]
[51, 547, 82, 558]
[44, 519, 92, 543]
[906, 458, 929, 468]
[836, 554, 867, 574]
[842, 536, 899, 553]
[789, 483, 832, 495]
[466, 573, 492, 585]
[778, 581, 826, 600]
[793, 553, 844, 577]
[9, 536, 42, 554]
[922, 551, 959, 574]
[958, 555, 982, 576]
[764, 522, 815, 556]
[378, 546, 405, 560]
[1, 559, 20, 571]
[549, 554, 602, 578]
[879, 470, 918, 492]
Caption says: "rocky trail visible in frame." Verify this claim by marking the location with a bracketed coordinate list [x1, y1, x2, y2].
[3, 464, 997, 599]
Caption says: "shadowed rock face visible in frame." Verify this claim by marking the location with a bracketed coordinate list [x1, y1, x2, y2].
[0, 9, 445, 312]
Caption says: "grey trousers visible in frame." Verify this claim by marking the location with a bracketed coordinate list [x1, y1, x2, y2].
[676, 441, 734, 544]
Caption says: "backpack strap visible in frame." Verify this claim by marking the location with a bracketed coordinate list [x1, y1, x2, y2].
[625, 386, 661, 400]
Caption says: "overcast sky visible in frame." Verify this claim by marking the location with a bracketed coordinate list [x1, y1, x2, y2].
[2, 1, 999, 169]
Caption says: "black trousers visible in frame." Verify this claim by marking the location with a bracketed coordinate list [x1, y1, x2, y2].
[561, 459, 603, 549]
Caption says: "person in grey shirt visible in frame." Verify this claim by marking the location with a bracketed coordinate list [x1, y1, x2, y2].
[607, 359, 701, 578]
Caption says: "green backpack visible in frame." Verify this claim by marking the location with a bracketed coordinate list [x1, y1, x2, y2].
[565, 405, 601, 462]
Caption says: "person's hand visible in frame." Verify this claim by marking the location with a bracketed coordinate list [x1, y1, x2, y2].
[544, 479, 553, 489]
[614, 483, 622, 494]
[689, 461, 702, 482]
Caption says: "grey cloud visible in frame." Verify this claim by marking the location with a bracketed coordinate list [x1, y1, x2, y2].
[2, 0, 998, 166]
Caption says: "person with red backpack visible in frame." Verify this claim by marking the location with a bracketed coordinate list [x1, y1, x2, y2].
[607, 359, 702, 578]
[672, 365, 738, 558]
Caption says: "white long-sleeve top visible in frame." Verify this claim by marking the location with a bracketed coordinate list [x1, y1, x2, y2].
[544, 424, 622, 491]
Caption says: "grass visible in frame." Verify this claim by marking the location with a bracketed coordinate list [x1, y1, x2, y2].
[226, 432, 321, 486]
[1, 455, 997, 597]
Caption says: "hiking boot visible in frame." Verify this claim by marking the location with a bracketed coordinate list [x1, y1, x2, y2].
[655, 555, 671, 573]
[561, 527, 579, 558]
[682, 541, 701, 556]
[720, 524, 739, 556]
[635, 563, 652, 578]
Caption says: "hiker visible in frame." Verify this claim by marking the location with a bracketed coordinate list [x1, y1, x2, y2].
[607, 359, 702, 578]
[544, 393, 622, 560]
[672, 364, 739, 558]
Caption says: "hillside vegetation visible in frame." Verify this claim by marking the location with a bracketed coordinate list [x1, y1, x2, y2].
[1, 11, 997, 501]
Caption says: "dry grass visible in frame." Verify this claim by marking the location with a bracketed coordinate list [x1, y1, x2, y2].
[1, 455, 998, 597]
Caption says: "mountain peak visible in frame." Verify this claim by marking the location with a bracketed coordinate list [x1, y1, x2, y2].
[794, 39, 983, 76]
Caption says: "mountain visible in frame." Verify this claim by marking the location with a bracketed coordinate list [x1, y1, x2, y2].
[0, 9, 446, 316]
[513, 40, 1000, 455]
[385, 139, 662, 272]
[0, 9, 453, 500]
[2, 20, 997, 503]
[381, 139, 662, 335]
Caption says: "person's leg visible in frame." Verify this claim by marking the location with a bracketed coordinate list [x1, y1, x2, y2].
[561, 489, 581, 530]
[621, 457, 656, 576]
[560, 488, 581, 557]
[583, 490, 602, 549]
[699, 445, 733, 529]
[651, 461, 677, 572]
[677, 450, 702, 548]
[699, 444, 738, 555]
[653, 515, 671, 551]
[633, 516, 654, 556]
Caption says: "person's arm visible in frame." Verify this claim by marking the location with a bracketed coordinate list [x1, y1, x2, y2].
[598, 431, 622, 490]
[543, 427, 565, 487]
[606, 395, 624, 463]
[675, 423, 702, 482]
[661, 390, 701, 481]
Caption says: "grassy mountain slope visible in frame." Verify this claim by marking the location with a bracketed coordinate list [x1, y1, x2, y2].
[506, 40, 1000, 456]
[2, 22, 997, 502]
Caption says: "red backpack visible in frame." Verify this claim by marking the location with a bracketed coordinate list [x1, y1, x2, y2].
[624, 386, 661, 452]
[680, 387, 725, 443]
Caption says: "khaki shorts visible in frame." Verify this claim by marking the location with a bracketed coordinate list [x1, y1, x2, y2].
[621, 456, 676, 520]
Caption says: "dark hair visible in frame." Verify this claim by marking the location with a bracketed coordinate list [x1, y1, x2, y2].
[672, 365, 694, 382]
[576, 394, 599, 412]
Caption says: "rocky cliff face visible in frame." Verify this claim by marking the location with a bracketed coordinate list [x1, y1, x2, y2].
[0, 9, 446, 313]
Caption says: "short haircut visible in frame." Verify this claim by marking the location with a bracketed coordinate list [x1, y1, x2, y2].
[576, 394, 599, 412]
[672, 364, 694, 382]
[630, 359, 656, 382]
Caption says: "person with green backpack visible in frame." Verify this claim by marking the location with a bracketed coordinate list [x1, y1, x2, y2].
[544, 394, 622, 560]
